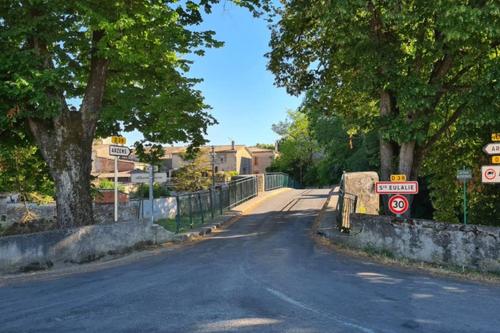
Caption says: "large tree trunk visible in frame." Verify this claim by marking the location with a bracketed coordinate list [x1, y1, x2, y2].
[28, 111, 96, 228]
[379, 91, 394, 181]
[398, 141, 416, 217]
[379, 91, 394, 213]
[25, 30, 108, 228]
[398, 141, 415, 179]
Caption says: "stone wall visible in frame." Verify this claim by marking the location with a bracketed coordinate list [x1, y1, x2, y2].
[0, 222, 174, 273]
[0, 198, 178, 229]
[0, 201, 142, 228]
[333, 214, 500, 272]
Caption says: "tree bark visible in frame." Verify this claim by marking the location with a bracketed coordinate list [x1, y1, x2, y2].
[28, 111, 95, 228]
[379, 91, 394, 182]
[25, 29, 108, 228]
[379, 91, 394, 214]
[398, 141, 415, 179]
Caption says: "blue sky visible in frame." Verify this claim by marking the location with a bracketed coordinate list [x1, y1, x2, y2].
[125, 3, 301, 147]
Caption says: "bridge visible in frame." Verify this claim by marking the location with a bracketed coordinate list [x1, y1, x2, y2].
[1, 188, 499, 332]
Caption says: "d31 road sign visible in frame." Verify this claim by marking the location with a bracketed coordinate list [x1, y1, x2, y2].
[109, 145, 131, 157]
[481, 165, 500, 183]
[111, 136, 126, 145]
[390, 174, 406, 182]
[483, 143, 500, 155]
[388, 195, 409, 215]
[375, 181, 419, 194]
[131, 172, 167, 183]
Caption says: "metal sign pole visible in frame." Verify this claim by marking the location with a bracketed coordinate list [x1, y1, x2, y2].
[114, 156, 118, 222]
[463, 179, 467, 225]
[149, 164, 154, 225]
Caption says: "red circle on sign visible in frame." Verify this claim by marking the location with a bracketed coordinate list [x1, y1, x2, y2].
[484, 168, 496, 180]
[388, 195, 409, 215]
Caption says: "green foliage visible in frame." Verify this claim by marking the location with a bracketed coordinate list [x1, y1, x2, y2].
[0, 0, 272, 227]
[423, 110, 500, 225]
[268, 1, 499, 223]
[0, 131, 54, 201]
[255, 143, 275, 150]
[269, 110, 321, 185]
[174, 153, 211, 192]
[96, 179, 125, 192]
[132, 183, 170, 199]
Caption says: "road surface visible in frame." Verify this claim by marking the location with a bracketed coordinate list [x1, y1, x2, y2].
[0, 189, 499, 333]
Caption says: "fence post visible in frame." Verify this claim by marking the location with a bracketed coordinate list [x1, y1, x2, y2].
[188, 194, 193, 228]
[219, 188, 223, 215]
[198, 192, 204, 225]
[209, 188, 214, 220]
[175, 195, 181, 233]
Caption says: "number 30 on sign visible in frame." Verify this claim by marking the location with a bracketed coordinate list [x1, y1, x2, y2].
[388, 195, 409, 215]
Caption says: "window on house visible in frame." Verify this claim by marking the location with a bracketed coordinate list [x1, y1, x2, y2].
[254, 157, 258, 166]
[215, 166, 218, 173]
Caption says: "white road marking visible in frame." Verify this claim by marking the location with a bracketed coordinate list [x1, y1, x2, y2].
[265, 287, 376, 333]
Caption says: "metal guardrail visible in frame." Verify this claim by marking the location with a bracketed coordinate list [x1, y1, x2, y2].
[169, 173, 300, 233]
[173, 176, 257, 233]
[336, 191, 357, 232]
[264, 172, 301, 191]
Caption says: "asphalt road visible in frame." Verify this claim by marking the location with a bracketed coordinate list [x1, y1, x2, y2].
[1, 189, 499, 333]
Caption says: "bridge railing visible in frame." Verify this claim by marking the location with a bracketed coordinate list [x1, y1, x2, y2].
[335, 174, 358, 232]
[264, 172, 301, 191]
[171, 176, 257, 233]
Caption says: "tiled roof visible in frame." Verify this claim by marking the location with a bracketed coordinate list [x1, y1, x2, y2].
[247, 147, 275, 153]
[163, 145, 246, 154]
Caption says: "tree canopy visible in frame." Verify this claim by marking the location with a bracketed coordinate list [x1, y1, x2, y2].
[268, 0, 499, 180]
[0, 0, 270, 227]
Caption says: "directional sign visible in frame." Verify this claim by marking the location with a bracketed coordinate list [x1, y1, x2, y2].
[482, 143, 500, 155]
[388, 195, 409, 215]
[481, 165, 500, 183]
[375, 181, 419, 194]
[492, 156, 500, 164]
[131, 172, 167, 183]
[390, 174, 406, 182]
[456, 169, 472, 181]
[111, 136, 126, 145]
[109, 145, 131, 157]
[492, 133, 500, 142]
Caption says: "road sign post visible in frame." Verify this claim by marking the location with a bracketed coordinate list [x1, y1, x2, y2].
[108, 142, 130, 223]
[149, 164, 154, 225]
[456, 168, 472, 225]
[114, 156, 118, 222]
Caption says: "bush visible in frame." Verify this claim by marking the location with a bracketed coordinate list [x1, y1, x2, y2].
[132, 183, 170, 198]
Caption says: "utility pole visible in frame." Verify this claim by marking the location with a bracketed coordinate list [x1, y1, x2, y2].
[211, 145, 216, 188]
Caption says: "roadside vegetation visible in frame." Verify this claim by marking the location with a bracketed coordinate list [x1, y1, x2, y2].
[0, 1, 271, 229]
[267, 2, 500, 225]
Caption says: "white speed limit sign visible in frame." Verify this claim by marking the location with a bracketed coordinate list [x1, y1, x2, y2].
[388, 195, 409, 215]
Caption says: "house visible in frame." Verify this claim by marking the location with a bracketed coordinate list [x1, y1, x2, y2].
[162, 142, 277, 176]
[246, 147, 277, 174]
[164, 141, 253, 176]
